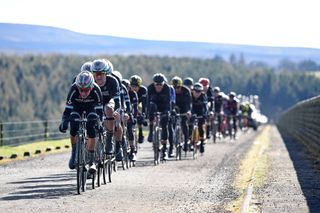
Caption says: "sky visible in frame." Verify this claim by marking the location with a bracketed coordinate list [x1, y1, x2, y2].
[1, 0, 320, 48]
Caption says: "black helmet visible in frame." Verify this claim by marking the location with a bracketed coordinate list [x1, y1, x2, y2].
[129, 75, 142, 86]
[153, 73, 165, 84]
[183, 77, 194, 87]
[122, 79, 130, 88]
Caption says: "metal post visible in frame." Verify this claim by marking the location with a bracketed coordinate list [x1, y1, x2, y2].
[44, 121, 48, 141]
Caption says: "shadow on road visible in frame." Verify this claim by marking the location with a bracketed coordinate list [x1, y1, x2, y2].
[278, 129, 320, 213]
[1, 172, 76, 200]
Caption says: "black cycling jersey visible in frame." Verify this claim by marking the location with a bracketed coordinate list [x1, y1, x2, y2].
[225, 99, 238, 115]
[119, 83, 131, 113]
[136, 85, 148, 114]
[175, 85, 192, 113]
[100, 75, 121, 110]
[206, 86, 214, 111]
[62, 82, 103, 120]
[191, 92, 208, 116]
[147, 83, 171, 113]
[214, 94, 223, 113]
[128, 89, 139, 117]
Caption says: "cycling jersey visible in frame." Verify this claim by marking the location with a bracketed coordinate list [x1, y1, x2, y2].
[192, 92, 208, 116]
[175, 85, 192, 113]
[147, 83, 171, 113]
[100, 75, 121, 110]
[214, 94, 223, 113]
[136, 85, 148, 114]
[206, 86, 214, 111]
[62, 82, 103, 120]
[225, 99, 238, 116]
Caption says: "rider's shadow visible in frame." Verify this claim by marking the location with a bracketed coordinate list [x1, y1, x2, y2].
[1, 172, 76, 200]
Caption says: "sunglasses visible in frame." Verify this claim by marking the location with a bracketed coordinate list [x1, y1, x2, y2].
[155, 83, 164, 86]
[79, 88, 91, 93]
[93, 72, 106, 76]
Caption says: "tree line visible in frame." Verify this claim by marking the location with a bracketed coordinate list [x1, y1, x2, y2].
[1, 53, 320, 122]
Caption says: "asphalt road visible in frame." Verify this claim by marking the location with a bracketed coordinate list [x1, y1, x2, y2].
[0, 128, 265, 213]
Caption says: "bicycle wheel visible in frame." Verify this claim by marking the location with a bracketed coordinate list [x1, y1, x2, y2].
[96, 139, 103, 187]
[192, 127, 199, 160]
[76, 140, 82, 194]
[212, 119, 217, 143]
[175, 126, 181, 161]
[81, 146, 88, 192]
[153, 127, 160, 165]
[106, 158, 112, 183]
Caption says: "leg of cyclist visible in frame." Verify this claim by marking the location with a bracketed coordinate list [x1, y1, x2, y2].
[168, 116, 175, 158]
[233, 115, 238, 139]
[198, 117, 205, 153]
[137, 114, 145, 143]
[127, 117, 136, 161]
[181, 116, 189, 151]
[87, 111, 99, 172]
[68, 112, 81, 170]
[104, 103, 115, 155]
[147, 103, 157, 142]
[160, 114, 169, 160]
[114, 111, 123, 161]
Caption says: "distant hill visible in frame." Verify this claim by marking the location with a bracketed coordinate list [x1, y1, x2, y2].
[1, 23, 320, 65]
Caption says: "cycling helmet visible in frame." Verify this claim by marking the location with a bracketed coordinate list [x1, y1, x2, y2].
[213, 86, 220, 93]
[75, 71, 94, 89]
[183, 77, 194, 87]
[91, 59, 113, 74]
[153, 73, 165, 84]
[229, 91, 236, 97]
[129, 75, 142, 86]
[171, 76, 183, 87]
[122, 79, 130, 88]
[199, 78, 210, 87]
[193, 82, 203, 92]
[80, 61, 92, 72]
[113, 70, 123, 82]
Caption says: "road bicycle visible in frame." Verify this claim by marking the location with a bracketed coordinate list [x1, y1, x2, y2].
[174, 113, 188, 160]
[71, 113, 98, 194]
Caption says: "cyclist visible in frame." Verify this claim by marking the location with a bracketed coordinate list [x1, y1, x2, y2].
[167, 78, 176, 158]
[183, 77, 194, 90]
[224, 91, 239, 139]
[191, 82, 207, 153]
[122, 79, 139, 161]
[59, 71, 103, 172]
[239, 101, 250, 130]
[171, 76, 192, 152]
[90, 59, 123, 160]
[129, 75, 148, 144]
[147, 73, 171, 160]
[199, 78, 214, 139]
[213, 87, 224, 134]
[112, 70, 131, 161]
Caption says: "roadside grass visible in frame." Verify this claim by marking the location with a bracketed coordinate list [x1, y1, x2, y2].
[0, 138, 70, 164]
[226, 125, 270, 213]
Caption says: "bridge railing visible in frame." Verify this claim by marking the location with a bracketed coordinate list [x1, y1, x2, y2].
[277, 95, 320, 155]
[0, 120, 67, 146]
